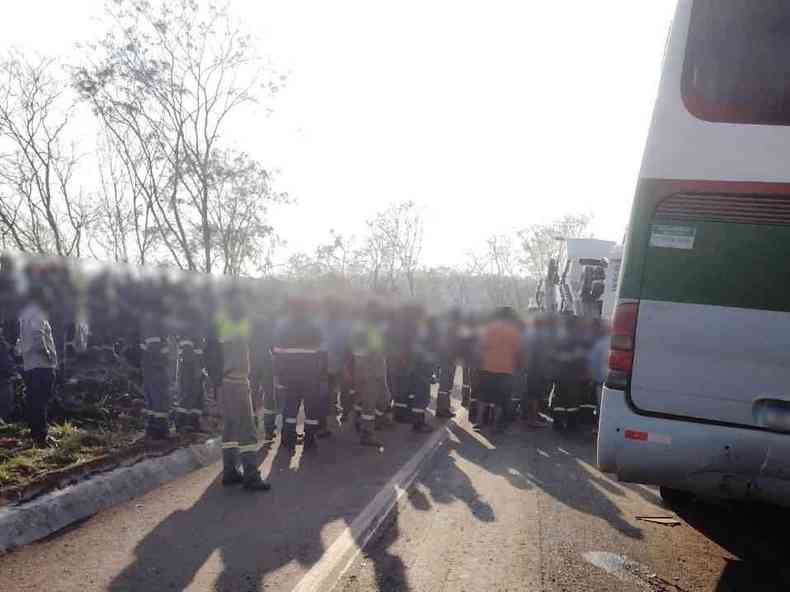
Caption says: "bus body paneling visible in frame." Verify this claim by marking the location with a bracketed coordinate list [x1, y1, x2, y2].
[597, 0, 790, 505]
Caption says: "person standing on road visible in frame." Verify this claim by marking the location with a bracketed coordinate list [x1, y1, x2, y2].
[435, 309, 459, 419]
[321, 296, 353, 435]
[210, 284, 270, 491]
[521, 313, 552, 428]
[272, 297, 325, 451]
[174, 278, 206, 434]
[18, 281, 58, 447]
[350, 300, 392, 447]
[550, 314, 589, 432]
[476, 306, 523, 433]
[139, 275, 173, 440]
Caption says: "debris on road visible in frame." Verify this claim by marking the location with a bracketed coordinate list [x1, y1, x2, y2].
[636, 516, 682, 526]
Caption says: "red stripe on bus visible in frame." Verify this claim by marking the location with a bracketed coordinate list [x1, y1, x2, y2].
[624, 430, 648, 442]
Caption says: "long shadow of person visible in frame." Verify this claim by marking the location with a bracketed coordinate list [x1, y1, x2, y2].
[109, 420, 419, 592]
[441, 418, 643, 540]
[108, 443, 330, 592]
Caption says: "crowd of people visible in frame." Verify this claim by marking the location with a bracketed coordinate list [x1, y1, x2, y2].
[0, 254, 611, 493]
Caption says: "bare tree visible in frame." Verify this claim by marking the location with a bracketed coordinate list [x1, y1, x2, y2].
[517, 212, 593, 280]
[0, 53, 91, 256]
[207, 149, 286, 276]
[89, 132, 158, 264]
[467, 234, 529, 309]
[361, 201, 424, 295]
[74, 0, 283, 273]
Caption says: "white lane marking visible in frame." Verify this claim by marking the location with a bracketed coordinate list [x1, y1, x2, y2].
[291, 420, 452, 592]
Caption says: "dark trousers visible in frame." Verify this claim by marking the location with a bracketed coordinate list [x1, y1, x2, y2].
[410, 362, 433, 423]
[24, 367, 55, 442]
[388, 365, 412, 422]
[437, 360, 455, 413]
[280, 378, 322, 438]
[477, 371, 512, 427]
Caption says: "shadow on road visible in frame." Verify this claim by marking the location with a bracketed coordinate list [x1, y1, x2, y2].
[433, 419, 644, 540]
[107, 423, 421, 592]
[671, 500, 790, 592]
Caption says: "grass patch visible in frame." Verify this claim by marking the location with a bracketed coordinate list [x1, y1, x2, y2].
[0, 419, 144, 491]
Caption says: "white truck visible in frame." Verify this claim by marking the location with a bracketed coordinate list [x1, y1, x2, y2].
[538, 238, 620, 321]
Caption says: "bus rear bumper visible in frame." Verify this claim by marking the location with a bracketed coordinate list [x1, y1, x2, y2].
[597, 387, 790, 506]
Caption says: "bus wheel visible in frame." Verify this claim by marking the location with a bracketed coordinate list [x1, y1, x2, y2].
[659, 486, 694, 506]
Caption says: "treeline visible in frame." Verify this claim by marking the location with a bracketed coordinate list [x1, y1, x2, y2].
[0, 0, 284, 275]
[0, 0, 596, 313]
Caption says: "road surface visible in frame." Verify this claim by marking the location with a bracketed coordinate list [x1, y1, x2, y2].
[1, 410, 789, 591]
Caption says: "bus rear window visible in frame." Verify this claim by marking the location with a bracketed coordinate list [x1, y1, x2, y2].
[682, 1, 790, 125]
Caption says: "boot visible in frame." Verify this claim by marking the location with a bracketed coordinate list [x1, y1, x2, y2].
[302, 432, 318, 450]
[360, 429, 383, 447]
[494, 406, 507, 434]
[436, 391, 455, 418]
[393, 403, 412, 423]
[412, 412, 433, 433]
[222, 449, 243, 486]
[375, 413, 395, 430]
[281, 430, 298, 450]
[470, 402, 482, 430]
[146, 418, 170, 441]
[241, 452, 271, 491]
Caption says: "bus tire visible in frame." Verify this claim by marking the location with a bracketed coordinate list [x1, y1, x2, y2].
[659, 486, 694, 506]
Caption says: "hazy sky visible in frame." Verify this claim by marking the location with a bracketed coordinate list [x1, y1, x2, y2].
[0, 0, 677, 267]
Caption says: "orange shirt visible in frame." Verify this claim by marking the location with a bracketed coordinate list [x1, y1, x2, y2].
[480, 319, 523, 375]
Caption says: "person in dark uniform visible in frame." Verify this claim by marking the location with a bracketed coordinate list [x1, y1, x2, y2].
[409, 310, 438, 434]
[350, 300, 391, 447]
[435, 309, 459, 419]
[272, 297, 325, 451]
[550, 314, 589, 432]
[173, 275, 207, 433]
[250, 306, 278, 442]
[321, 296, 352, 435]
[521, 313, 553, 428]
[387, 303, 421, 425]
[139, 273, 172, 440]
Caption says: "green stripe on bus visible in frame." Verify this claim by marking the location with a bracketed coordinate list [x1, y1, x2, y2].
[641, 220, 790, 313]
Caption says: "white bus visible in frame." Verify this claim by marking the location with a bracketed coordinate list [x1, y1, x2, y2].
[597, 1, 790, 506]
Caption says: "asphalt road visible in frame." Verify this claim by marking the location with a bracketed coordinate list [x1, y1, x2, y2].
[2, 409, 790, 591]
[337, 419, 790, 592]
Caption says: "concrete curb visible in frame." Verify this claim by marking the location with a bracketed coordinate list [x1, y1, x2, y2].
[0, 436, 222, 552]
[292, 419, 452, 592]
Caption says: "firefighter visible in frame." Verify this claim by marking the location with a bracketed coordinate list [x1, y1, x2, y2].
[0, 254, 21, 421]
[550, 314, 588, 431]
[521, 313, 552, 428]
[409, 308, 437, 433]
[435, 309, 459, 419]
[139, 273, 172, 440]
[350, 300, 391, 447]
[321, 296, 352, 434]
[250, 294, 280, 442]
[209, 283, 270, 491]
[272, 297, 325, 451]
[387, 303, 420, 424]
[174, 275, 206, 433]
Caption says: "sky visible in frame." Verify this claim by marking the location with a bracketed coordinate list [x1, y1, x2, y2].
[0, 0, 677, 267]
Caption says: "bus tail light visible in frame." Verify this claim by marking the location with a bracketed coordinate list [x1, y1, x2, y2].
[606, 300, 639, 391]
